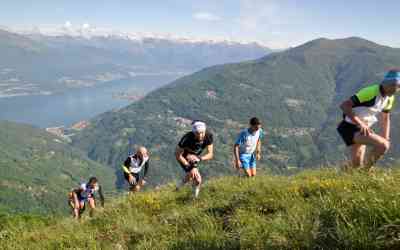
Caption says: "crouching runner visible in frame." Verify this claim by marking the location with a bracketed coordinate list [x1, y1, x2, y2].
[175, 121, 214, 199]
[122, 146, 150, 193]
[68, 177, 104, 219]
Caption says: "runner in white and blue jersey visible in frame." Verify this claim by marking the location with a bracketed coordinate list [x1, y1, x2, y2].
[68, 177, 104, 219]
[234, 117, 264, 177]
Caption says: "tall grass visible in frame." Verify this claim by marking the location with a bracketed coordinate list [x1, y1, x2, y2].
[2, 168, 400, 249]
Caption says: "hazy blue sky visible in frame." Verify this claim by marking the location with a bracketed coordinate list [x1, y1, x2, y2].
[2, 0, 399, 48]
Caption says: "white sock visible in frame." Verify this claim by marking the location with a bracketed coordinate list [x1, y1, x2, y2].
[193, 185, 200, 198]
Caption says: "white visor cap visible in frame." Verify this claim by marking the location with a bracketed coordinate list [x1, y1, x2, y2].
[192, 121, 206, 133]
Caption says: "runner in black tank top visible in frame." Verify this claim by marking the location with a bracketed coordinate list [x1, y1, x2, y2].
[175, 121, 214, 198]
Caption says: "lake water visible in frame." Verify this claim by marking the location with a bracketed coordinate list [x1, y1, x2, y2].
[0, 75, 180, 128]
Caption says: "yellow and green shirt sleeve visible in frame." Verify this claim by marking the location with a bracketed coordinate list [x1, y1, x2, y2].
[350, 84, 394, 113]
[351, 84, 379, 105]
[122, 157, 131, 174]
[383, 96, 395, 113]
[122, 165, 130, 174]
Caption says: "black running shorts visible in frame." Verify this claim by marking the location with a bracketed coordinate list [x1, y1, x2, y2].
[337, 120, 361, 146]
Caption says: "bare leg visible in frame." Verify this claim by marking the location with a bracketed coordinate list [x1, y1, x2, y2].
[191, 168, 202, 198]
[88, 198, 96, 217]
[250, 167, 256, 177]
[68, 192, 76, 217]
[350, 144, 366, 168]
[71, 193, 81, 219]
[353, 132, 390, 169]
[244, 168, 252, 177]
[73, 202, 80, 219]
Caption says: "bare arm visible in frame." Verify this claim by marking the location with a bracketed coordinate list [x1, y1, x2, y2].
[72, 190, 79, 200]
[233, 144, 240, 162]
[98, 185, 105, 207]
[340, 99, 365, 126]
[380, 112, 390, 140]
[122, 157, 132, 174]
[143, 161, 149, 178]
[256, 140, 261, 154]
[175, 146, 190, 167]
[256, 139, 262, 160]
[340, 99, 371, 135]
[200, 144, 213, 161]
[122, 165, 131, 174]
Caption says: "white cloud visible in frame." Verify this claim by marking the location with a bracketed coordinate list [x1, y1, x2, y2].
[193, 12, 222, 22]
[64, 21, 72, 28]
[61, 21, 72, 33]
[82, 23, 90, 30]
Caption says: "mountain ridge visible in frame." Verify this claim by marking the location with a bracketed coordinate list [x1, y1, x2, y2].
[72, 36, 400, 186]
[0, 28, 272, 97]
[9, 24, 272, 47]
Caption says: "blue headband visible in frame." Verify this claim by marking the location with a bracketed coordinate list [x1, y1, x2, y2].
[384, 70, 400, 82]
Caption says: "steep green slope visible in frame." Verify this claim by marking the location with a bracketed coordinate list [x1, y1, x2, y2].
[0, 121, 117, 214]
[2, 169, 400, 249]
[72, 37, 400, 186]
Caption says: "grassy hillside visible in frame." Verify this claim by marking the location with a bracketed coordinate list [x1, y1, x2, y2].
[0, 121, 117, 214]
[72, 37, 400, 186]
[2, 168, 400, 249]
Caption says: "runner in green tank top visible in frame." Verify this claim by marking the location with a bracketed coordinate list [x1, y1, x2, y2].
[337, 69, 400, 170]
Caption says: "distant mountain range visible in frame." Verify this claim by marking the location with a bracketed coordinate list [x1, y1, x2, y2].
[71, 37, 400, 187]
[0, 27, 272, 97]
